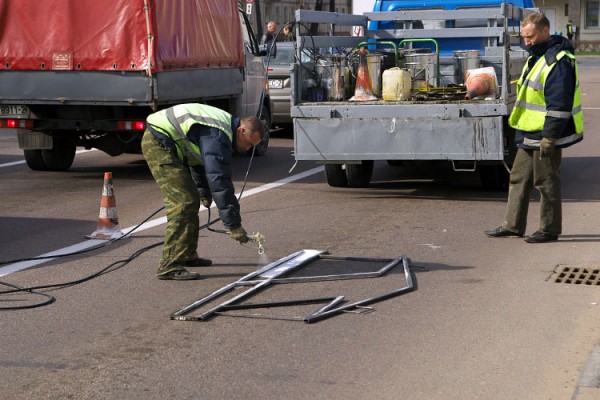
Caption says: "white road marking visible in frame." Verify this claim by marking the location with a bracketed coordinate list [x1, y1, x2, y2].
[0, 166, 323, 277]
[0, 149, 95, 168]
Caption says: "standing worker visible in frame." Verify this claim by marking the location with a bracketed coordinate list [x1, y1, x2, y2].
[142, 104, 264, 280]
[485, 12, 583, 243]
[260, 21, 278, 46]
[566, 20, 574, 42]
[282, 24, 295, 42]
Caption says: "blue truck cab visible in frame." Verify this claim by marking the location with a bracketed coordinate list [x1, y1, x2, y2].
[370, 0, 536, 55]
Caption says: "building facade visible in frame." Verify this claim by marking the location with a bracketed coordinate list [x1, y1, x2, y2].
[245, 0, 352, 38]
[247, 1, 599, 42]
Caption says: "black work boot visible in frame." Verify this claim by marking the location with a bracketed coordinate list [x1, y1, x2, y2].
[157, 268, 202, 280]
[484, 227, 523, 238]
[524, 231, 558, 243]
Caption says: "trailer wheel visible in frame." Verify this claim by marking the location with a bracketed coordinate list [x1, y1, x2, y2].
[479, 164, 509, 190]
[41, 137, 76, 171]
[324, 164, 348, 187]
[23, 150, 47, 171]
[346, 161, 374, 188]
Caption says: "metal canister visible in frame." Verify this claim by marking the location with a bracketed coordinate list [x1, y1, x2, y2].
[316, 55, 349, 101]
[350, 53, 385, 97]
[404, 51, 436, 89]
[366, 54, 384, 97]
[453, 50, 480, 85]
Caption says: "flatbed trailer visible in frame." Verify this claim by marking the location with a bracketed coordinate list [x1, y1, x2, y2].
[290, 2, 537, 188]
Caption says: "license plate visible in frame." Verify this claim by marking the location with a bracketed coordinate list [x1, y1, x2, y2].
[0, 105, 31, 116]
[269, 79, 283, 89]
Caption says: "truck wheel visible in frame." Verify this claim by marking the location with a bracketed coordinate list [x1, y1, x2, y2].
[325, 164, 348, 187]
[41, 137, 76, 171]
[480, 164, 509, 190]
[249, 105, 270, 156]
[346, 161, 374, 188]
[23, 150, 47, 171]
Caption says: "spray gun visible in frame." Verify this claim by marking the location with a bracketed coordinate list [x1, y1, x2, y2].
[246, 232, 266, 255]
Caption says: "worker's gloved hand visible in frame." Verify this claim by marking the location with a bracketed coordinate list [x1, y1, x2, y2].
[229, 226, 249, 244]
[200, 196, 212, 208]
[540, 137, 558, 159]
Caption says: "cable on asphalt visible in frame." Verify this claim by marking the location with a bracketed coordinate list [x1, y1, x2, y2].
[0, 146, 258, 310]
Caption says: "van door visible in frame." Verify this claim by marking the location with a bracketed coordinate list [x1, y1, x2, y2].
[239, 10, 267, 117]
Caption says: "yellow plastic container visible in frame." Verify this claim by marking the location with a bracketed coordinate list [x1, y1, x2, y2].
[382, 67, 412, 101]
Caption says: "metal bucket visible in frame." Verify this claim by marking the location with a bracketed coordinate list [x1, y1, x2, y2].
[366, 54, 384, 96]
[404, 52, 437, 89]
[351, 53, 384, 97]
[316, 55, 350, 101]
[453, 50, 480, 85]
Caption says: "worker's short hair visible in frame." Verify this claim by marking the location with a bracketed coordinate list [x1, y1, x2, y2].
[240, 116, 265, 140]
[522, 12, 550, 31]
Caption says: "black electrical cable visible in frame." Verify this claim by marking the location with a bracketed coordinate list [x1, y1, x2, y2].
[1, 135, 259, 310]
[0, 205, 164, 266]
[0, 241, 163, 310]
[0, 280, 55, 310]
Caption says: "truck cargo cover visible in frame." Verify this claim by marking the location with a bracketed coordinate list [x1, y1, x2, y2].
[0, 0, 244, 72]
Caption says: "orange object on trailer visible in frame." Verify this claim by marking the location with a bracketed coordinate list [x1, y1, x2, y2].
[349, 53, 377, 102]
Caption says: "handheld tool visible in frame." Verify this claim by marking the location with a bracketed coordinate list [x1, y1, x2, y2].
[246, 232, 266, 255]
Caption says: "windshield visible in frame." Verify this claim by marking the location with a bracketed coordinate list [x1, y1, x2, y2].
[270, 46, 313, 65]
[270, 47, 296, 65]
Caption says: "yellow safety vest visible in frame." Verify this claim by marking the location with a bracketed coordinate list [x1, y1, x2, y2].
[146, 104, 233, 166]
[509, 51, 583, 140]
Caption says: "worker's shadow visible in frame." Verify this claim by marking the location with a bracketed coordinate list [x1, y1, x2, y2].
[552, 234, 600, 243]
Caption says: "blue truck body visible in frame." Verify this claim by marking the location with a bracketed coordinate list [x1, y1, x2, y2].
[370, 0, 536, 55]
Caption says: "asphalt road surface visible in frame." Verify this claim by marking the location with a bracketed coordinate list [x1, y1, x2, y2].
[1, 58, 600, 400]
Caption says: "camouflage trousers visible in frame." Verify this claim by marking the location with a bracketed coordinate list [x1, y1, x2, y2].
[141, 130, 201, 275]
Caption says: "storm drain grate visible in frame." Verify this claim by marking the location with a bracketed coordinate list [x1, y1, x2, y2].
[551, 265, 600, 285]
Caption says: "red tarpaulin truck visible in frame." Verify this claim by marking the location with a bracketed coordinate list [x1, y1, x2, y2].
[0, 0, 272, 171]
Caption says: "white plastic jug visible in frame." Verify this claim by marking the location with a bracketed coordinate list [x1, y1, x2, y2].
[382, 67, 411, 101]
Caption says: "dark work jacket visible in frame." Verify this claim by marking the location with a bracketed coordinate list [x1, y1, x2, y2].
[260, 32, 275, 45]
[150, 117, 242, 229]
[516, 35, 582, 150]
[189, 117, 241, 229]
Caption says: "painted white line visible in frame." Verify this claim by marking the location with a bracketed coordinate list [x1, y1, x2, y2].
[0, 149, 95, 169]
[577, 344, 600, 388]
[0, 166, 323, 277]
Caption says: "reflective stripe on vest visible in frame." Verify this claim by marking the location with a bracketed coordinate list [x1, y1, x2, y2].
[509, 51, 583, 136]
[146, 104, 233, 165]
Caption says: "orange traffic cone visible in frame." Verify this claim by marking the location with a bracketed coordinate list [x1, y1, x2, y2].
[349, 52, 377, 101]
[86, 172, 124, 240]
[464, 67, 498, 100]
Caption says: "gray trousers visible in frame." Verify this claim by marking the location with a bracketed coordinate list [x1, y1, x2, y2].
[502, 147, 562, 236]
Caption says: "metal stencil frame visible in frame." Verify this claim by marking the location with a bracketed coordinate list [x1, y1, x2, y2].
[171, 250, 415, 323]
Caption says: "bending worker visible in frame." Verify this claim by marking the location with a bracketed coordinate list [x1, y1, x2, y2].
[485, 12, 583, 243]
[142, 104, 264, 280]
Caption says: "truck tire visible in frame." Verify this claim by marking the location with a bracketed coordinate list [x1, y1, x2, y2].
[23, 149, 47, 171]
[249, 105, 270, 156]
[480, 164, 509, 190]
[41, 137, 76, 171]
[325, 164, 348, 187]
[346, 161, 374, 188]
